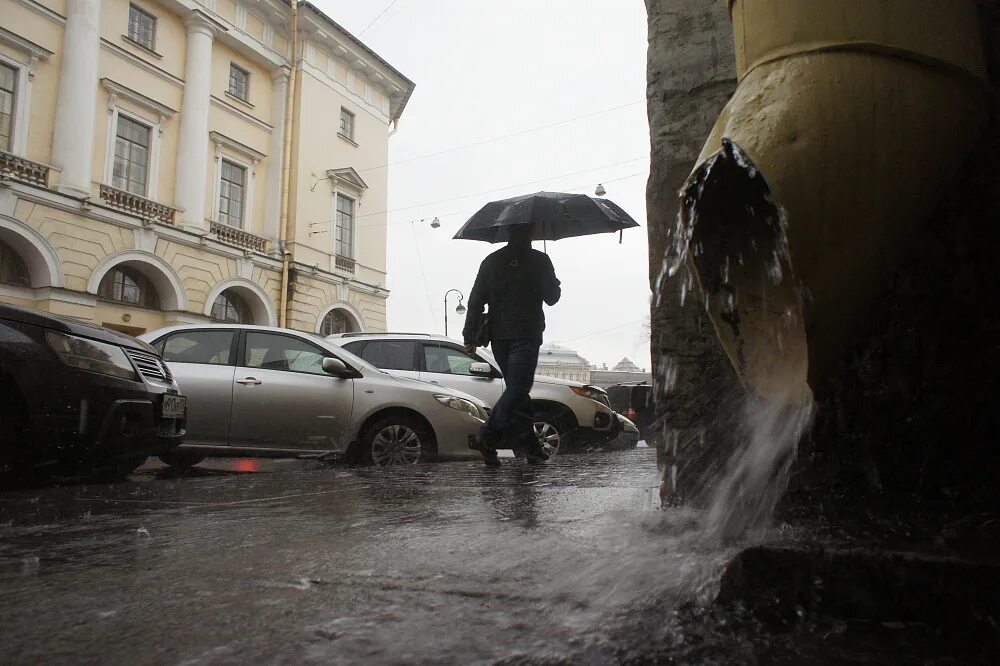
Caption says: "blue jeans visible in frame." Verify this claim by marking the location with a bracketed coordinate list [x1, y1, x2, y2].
[483, 339, 541, 454]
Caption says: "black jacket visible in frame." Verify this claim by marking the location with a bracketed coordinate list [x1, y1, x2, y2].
[463, 244, 561, 345]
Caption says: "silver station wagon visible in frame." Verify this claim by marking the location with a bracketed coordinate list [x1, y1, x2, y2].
[140, 325, 489, 467]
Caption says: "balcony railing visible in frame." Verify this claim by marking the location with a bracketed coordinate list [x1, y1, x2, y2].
[335, 254, 356, 272]
[211, 221, 267, 254]
[99, 184, 176, 226]
[0, 150, 49, 187]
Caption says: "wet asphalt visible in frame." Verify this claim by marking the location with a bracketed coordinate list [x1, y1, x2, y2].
[0, 446, 733, 665]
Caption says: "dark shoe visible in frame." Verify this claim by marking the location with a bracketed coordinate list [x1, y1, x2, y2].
[525, 448, 549, 465]
[482, 450, 501, 468]
[470, 434, 501, 467]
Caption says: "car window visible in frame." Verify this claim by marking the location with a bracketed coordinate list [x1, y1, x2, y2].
[160, 330, 235, 365]
[423, 344, 476, 375]
[357, 340, 417, 371]
[244, 332, 328, 375]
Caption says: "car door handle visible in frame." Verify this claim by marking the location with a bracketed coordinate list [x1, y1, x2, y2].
[236, 377, 262, 385]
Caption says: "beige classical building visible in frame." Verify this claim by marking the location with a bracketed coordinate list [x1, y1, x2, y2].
[0, 0, 414, 335]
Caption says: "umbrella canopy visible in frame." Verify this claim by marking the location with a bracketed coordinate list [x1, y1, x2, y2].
[453, 191, 640, 243]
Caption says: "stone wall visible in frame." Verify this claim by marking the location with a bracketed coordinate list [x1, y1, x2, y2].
[644, 0, 739, 495]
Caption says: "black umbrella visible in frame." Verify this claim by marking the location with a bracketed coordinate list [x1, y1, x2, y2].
[452, 191, 640, 243]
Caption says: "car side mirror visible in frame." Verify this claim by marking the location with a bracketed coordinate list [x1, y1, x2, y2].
[322, 357, 351, 377]
[469, 362, 494, 377]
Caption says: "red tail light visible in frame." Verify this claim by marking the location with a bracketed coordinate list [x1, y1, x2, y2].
[626, 408, 637, 421]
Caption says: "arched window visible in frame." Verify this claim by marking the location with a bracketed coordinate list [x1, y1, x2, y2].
[98, 265, 160, 308]
[0, 240, 30, 287]
[320, 308, 354, 336]
[211, 290, 252, 324]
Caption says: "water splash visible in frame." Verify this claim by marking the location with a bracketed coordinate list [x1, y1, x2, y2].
[653, 137, 814, 545]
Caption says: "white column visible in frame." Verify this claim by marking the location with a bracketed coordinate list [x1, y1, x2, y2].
[264, 67, 289, 255]
[51, 0, 101, 198]
[175, 12, 220, 233]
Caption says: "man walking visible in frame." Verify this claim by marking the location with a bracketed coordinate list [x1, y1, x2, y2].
[463, 224, 561, 466]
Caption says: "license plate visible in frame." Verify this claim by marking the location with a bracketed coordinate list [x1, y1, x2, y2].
[162, 394, 186, 419]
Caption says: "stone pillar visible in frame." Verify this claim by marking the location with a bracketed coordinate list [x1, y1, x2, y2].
[646, 0, 739, 499]
[51, 0, 101, 198]
[264, 66, 289, 255]
[175, 12, 221, 232]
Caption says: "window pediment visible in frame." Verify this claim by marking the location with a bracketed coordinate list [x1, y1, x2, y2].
[210, 131, 266, 162]
[102, 78, 176, 120]
[325, 167, 368, 193]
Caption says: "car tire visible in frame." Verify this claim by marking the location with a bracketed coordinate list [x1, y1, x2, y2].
[533, 411, 571, 455]
[158, 450, 206, 469]
[361, 414, 430, 466]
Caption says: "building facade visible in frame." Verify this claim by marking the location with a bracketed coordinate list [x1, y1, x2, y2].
[535, 343, 591, 384]
[0, 0, 414, 336]
[589, 357, 652, 389]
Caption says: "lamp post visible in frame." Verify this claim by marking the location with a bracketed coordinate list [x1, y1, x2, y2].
[444, 289, 466, 337]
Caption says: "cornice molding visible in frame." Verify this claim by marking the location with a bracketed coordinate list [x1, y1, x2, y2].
[210, 131, 267, 162]
[0, 26, 53, 61]
[101, 78, 177, 118]
[8, 0, 64, 25]
[209, 95, 273, 132]
[100, 39, 185, 88]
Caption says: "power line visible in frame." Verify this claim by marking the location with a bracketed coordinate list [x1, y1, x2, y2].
[409, 220, 439, 329]
[360, 99, 645, 173]
[556, 318, 647, 345]
[339, 169, 648, 232]
[313, 155, 649, 229]
[358, 0, 402, 37]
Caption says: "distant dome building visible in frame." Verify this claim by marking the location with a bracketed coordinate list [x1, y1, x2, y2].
[536, 343, 591, 383]
[612, 357, 643, 373]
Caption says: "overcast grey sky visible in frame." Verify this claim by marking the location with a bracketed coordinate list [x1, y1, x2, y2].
[315, 0, 652, 371]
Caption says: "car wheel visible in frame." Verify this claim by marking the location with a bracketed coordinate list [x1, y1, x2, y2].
[158, 450, 206, 469]
[362, 414, 429, 466]
[88, 456, 147, 483]
[533, 412, 570, 456]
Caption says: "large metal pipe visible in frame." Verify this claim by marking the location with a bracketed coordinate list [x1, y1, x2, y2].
[677, 0, 989, 404]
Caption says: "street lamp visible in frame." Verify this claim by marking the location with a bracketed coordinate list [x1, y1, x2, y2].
[444, 289, 466, 337]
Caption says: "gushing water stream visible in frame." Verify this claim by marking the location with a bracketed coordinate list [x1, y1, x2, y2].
[654, 139, 815, 544]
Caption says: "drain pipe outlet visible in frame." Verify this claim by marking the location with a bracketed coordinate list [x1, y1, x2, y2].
[677, 0, 989, 405]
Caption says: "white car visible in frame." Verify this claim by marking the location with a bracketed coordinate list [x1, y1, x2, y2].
[328, 333, 622, 454]
[139, 325, 489, 467]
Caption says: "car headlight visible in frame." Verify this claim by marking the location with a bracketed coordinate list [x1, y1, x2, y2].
[434, 394, 484, 419]
[570, 385, 606, 403]
[45, 331, 138, 381]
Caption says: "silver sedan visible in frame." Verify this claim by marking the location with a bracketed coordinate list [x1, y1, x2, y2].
[139, 325, 488, 467]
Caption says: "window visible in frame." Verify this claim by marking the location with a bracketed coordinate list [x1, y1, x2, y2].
[0, 63, 15, 153]
[98, 265, 160, 308]
[245, 332, 329, 375]
[159, 330, 235, 365]
[127, 4, 157, 51]
[218, 160, 246, 227]
[112, 115, 151, 195]
[423, 344, 478, 376]
[0, 240, 29, 286]
[211, 290, 252, 324]
[319, 309, 354, 336]
[228, 64, 249, 102]
[354, 340, 417, 372]
[335, 194, 354, 258]
[339, 108, 354, 141]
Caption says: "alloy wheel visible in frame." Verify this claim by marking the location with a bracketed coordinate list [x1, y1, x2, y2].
[533, 421, 561, 456]
[371, 424, 423, 466]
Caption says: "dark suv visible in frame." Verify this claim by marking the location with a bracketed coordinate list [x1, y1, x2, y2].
[606, 382, 654, 442]
[0, 303, 186, 482]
